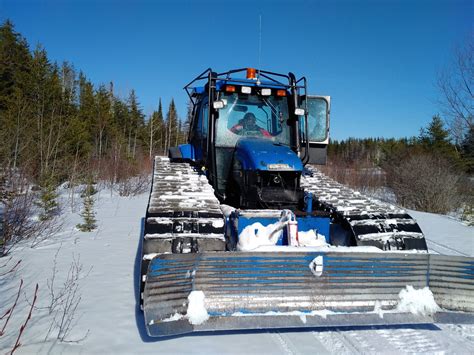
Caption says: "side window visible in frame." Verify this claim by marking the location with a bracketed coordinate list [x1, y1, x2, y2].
[192, 99, 209, 140]
[301, 96, 329, 142]
[201, 102, 208, 137]
[189, 102, 198, 141]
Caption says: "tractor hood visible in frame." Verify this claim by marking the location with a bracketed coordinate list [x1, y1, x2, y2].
[234, 138, 303, 172]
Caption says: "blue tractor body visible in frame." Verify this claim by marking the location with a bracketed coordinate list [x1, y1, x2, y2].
[171, 71, 327, 248]
[233, 138, 303, 172]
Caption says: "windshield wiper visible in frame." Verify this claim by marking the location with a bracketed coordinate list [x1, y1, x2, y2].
[261, 96, 282, 123]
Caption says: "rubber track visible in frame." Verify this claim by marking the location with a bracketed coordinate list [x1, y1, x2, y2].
[140, 156, 225, 302]
[144, 156, 225, 247]
[302, 166, 426, 249]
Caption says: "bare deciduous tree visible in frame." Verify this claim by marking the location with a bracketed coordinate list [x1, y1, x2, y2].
[10, 284, 38, 354]
[386, 154, 462, 214]
[437, 35, 473, 144]
[43, 251, 91, 343]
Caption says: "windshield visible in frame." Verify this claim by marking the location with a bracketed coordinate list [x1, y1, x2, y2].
[215, 92, 291, 147]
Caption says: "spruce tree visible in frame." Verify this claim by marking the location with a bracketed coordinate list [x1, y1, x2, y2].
[77, 181, 97, 232]
[148, 98, 165, 157]
[461, 126, 474, 173]
[36, 176, 58, 221]
[166, 99, 178, 151]
[95, 85, 112, 159]
[419, 115, 459, 162]
[127, 90, 145, 158]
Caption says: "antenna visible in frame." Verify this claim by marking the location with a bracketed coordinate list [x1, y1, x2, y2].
[257, 14, 262, 83]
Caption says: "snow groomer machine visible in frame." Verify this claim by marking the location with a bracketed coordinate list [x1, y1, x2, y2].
[140, 67, 474, 337]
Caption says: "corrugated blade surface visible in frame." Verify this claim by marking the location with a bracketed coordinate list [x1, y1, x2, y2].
[144, 251, 465, 336]
[429, 255, 474, 312]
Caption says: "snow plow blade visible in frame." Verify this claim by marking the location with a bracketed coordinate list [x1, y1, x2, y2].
[143, 252, 474, 337]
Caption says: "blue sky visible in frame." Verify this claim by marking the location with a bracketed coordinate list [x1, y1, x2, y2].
[1, 0, 471, 140]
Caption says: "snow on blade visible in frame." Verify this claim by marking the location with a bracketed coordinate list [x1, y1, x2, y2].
[142, 253, 159, 260]
[186, 291, 209, 325]
[162, 313, 184, 323]
[298, 230, 328, 247]
[237, 222, 283, 250]
[396, 285, 440, 316]
[237, 212, 291, 251]
[373, 300, 384, 319]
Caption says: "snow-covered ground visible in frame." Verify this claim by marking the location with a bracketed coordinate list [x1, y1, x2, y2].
[1, 188, 473, 354]
[409, 210, 474, 257]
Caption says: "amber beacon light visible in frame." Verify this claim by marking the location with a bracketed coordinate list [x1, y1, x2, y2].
[246, 68, 257, 79]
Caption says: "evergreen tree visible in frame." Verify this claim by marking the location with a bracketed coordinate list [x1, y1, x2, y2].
[0, 20, 32, 110]
[0, 21, 33, 171]
[148, 98, 164, 157]
[95, 85, 112, 160]
[419, 115, 459, 162]
[0, 20, 189, 190]
[76, 180, 97, 232]
[461, 126, 474, 173]
[127, 90, 145, 158]
[166, 99, 178, 151]
[36, 176, 58, 221]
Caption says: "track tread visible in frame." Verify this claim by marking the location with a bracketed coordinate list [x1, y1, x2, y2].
[302, 166, 426, 249]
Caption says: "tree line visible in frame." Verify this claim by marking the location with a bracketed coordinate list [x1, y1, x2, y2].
[328, 115, 473, 173]
[325, 115, 473, 217]
[0, 20, 188, 187]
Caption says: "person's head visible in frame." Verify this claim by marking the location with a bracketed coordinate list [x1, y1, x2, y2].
[242, 112, 257, 129]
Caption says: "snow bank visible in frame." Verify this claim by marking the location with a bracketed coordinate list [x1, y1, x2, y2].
[396, 285, 440, 316]
[186, 291, 209, 325]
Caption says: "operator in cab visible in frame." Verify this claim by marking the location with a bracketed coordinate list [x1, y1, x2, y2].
[230, 112, 271, 137]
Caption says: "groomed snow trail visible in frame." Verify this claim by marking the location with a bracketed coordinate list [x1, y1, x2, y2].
[0, 189, 473, 354]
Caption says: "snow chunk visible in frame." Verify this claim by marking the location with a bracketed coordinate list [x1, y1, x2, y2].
[142, 253, 159, 261]
[309, 255, 324, 277]
[237, 214, 290, 251]
[186, 291, 209, 325]
[237, 222, 283, 250]
[373, 300, 384, 319]
[396, 285, 440, 316]
[312, 309, 334, 319]
[220, 204, 235, 218]
[298, 230, 328, 247]
[162, 312, 184, 322]
[212, 219, 225, 228]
